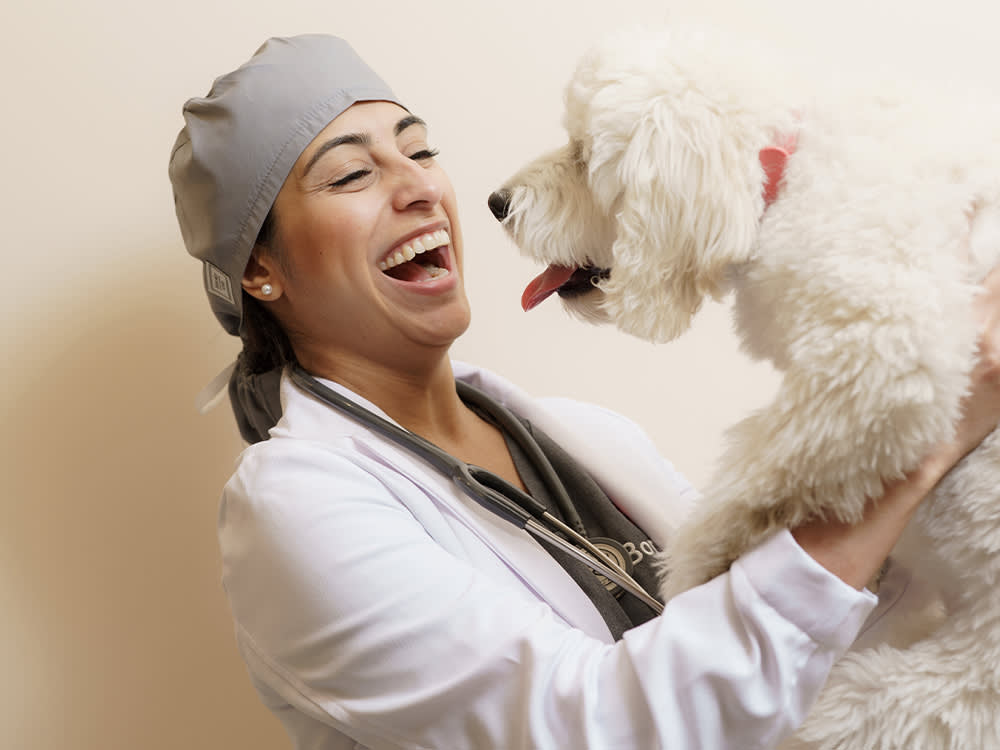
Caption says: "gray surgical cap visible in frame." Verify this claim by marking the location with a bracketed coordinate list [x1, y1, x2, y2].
[168, 35, 404, 335]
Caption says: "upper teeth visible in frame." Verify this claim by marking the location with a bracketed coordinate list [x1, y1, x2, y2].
[379, 229, 450, 271]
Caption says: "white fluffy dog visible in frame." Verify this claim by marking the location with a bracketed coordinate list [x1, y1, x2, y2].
[490, 26, 1000, 750]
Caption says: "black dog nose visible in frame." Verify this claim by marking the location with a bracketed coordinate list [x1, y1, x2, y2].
[488, 189, 512, 221]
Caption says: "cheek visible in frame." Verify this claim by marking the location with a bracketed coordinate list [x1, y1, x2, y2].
[439, 185, 463, 259]
[286, 207, 373, 277]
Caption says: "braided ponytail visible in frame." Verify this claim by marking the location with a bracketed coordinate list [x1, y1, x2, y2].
[229, 209, 297, 442]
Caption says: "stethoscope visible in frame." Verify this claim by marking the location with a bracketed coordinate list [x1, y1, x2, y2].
[289, 364, 664, 615]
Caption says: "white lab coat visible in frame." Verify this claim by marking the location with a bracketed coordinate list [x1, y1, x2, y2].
[218, 361, 876, 750]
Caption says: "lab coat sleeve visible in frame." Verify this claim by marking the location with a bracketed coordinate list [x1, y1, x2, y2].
[220, 437, 875, 750]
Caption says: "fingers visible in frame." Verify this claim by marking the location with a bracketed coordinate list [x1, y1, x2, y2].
[973, 265, 1000, 384]
[928, 262, 1000, 470]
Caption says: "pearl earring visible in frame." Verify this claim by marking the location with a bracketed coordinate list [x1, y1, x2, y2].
[261, 283, 273, 296]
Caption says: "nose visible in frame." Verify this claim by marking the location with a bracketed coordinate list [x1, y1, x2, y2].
[488, 189, 511, 221]
[392, 158, 444, 210]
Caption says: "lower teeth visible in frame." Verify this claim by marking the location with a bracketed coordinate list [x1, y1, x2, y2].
[426, 265, 449, 278]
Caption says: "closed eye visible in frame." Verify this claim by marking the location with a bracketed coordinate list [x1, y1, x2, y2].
[327, 147, 438, 189]
[329, 169, 371, 188]
[410, 148, 440, 161]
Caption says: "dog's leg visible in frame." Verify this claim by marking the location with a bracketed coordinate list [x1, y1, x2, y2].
[659, 386, 902, 602]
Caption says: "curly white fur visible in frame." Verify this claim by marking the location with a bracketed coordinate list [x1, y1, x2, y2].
[495, 25, 1000, 750]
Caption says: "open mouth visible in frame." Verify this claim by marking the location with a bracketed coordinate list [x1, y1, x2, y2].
[379, 229, 451, 282]
[522, 265, 610, 311]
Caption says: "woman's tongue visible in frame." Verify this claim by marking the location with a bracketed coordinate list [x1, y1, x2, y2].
[385, 258, 442, 282]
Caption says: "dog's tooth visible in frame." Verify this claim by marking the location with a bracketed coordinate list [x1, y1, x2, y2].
[393, 251, 405, 266]
[402, 245, 416, 261]
[411, 237, 426, 254]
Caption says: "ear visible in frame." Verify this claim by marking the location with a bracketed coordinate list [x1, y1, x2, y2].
[597, 107, 763, 343]
[241, 247, 283, 301]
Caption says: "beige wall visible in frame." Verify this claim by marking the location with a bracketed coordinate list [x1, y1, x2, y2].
[4, 1, 999, 747]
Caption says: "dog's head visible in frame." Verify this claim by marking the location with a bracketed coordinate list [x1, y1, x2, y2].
[490, 27, 796, 342]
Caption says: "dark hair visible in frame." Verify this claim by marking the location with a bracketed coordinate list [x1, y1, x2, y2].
[238, 210, 298, 373]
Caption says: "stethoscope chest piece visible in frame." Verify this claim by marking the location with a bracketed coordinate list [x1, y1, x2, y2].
[589, 537, 634, 598]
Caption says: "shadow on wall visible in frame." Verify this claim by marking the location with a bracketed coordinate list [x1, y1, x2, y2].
[1, 251, 288, 750]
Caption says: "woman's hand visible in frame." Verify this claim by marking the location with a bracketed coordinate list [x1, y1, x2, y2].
[922, 264, 1000, 476]
[793, 263, 1000, 589]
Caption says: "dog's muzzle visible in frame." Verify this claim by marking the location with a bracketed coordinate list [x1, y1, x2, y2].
[488, 189, 512, 221]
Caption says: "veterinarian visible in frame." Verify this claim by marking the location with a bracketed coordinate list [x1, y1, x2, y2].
[169, 35, 1000, 750]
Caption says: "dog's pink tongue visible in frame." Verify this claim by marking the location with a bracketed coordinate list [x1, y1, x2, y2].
[522, 265, 577, 311]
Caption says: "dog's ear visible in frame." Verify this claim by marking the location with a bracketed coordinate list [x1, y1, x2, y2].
[597, 108, 765, 343]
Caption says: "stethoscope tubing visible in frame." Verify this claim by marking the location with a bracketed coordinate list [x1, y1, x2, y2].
[289, 365, 664, 615]
[458, 465, 664, 613]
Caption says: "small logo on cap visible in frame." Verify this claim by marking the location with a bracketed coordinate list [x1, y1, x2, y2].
[205, 262, 235, 305]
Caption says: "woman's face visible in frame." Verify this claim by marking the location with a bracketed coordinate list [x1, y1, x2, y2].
[249, 101, 470, 373]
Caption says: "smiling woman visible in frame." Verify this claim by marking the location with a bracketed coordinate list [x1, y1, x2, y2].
[238, 100, 470, 405]
[167, 32, 1000, 750]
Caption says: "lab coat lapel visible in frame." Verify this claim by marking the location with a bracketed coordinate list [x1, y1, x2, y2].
[358, 435, 617, 641]
[454, 363, 691, 549]
[278, 370, 615, 641]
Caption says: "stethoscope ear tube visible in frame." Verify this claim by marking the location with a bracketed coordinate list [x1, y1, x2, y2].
[289, 365, 663, 615]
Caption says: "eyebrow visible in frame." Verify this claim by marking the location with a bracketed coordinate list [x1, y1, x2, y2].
[302, 114, 428, 178]
[394, 114, 426, 135]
